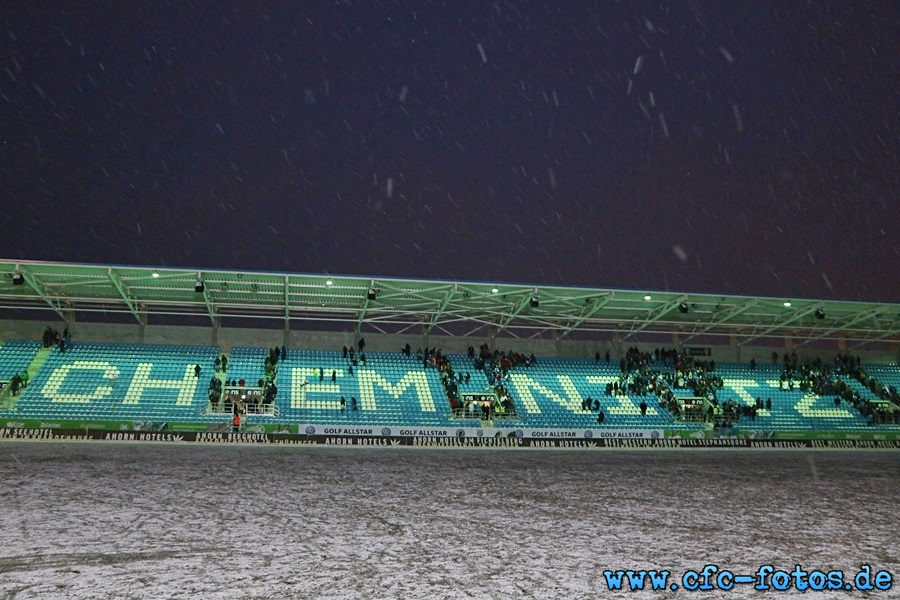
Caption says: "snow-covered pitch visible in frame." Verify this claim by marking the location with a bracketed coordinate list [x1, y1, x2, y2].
[0, 443, 898, 599]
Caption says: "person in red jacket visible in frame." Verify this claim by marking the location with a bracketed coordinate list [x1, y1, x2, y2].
[232, 413, 241, 432]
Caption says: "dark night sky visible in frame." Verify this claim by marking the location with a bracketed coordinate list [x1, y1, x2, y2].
[2, 1, 898, 301]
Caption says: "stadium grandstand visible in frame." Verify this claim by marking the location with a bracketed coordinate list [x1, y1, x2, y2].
[0, 259, 898, 448]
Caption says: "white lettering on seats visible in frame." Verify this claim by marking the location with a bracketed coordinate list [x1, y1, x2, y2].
[291, 368, 342, 409]
[357, 370, 436, 412]
[123, 363, 198, 406]
[794, 392, 853, 419]
[42, 361, 120, 403]
[509, 374, 595, 414]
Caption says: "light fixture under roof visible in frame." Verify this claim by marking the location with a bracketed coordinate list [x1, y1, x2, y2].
[644, 295, 652, 301]
[151, 272, 159, 278]
[491, 288, 499, 294]
[783, 301, 792, 307]
[325, 279, 333, 286]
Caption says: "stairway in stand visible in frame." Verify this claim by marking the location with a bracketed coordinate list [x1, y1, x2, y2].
[1, 346, 54, 410]
[208, 350, 230, 413]
[27, 346, 54, 378]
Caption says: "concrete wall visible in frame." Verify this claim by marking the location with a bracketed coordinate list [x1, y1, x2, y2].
[2, 317, 896, 365]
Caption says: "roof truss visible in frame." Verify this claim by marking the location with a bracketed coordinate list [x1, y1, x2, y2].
[0, 259, 896, 349]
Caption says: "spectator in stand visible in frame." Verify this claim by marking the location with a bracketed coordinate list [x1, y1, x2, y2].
[9, 374, 21, 396]
[232, 413, 241, 432]
[597, 410, 605, 424]
[358, 337, 365, 353]
[639, 401, 648, 416]
[331, 370, 336, 383]
[194, 364, 201, 378]
[221, 355, 228, 372]
[595, 351, 601, 363]
[340, 396, 346, 411]
[750, 358, 756, 370]
[281, 345, 287, 361]
[214, 357, 221, 372]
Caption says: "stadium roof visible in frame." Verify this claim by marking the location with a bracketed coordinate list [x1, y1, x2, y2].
[0, 259, 897, 350]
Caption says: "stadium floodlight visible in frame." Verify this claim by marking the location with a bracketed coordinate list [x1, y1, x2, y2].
[783, 301, 792, 307]
[644, 295, 652, 301]
[491, 288, 499, 294]
[678, 301, 689, 313]
[195, 280, 204, 293]
[815, 308, 825, 320]
[367, 288, 377, 300]
[325, 280, 333, 286]
[151, 272, 160, 278]
[12, 272, 24, 285]
[530, 296, 539, 308]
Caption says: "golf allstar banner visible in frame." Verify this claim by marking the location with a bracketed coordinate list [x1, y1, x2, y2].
[296, 424, 663, 440]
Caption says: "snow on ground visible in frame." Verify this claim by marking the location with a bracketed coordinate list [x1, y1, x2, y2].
[0, 444, 898, 599]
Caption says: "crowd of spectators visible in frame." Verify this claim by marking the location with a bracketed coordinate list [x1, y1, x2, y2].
[207, 376, 223, 406]
[614, 347, 739, 427]
[779, 353, 864, 412]
[259, 347, 282, 408]
[478, 344, 528, 418]
[437, 344, 523, 420]
[416, 346, 486, 417]
[208, 347, 284, 415]
[770, 351, 900, 426]
[341, 343, 366, 368]
[834, 353, 899, 424]
[42, 326, 71, 352]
